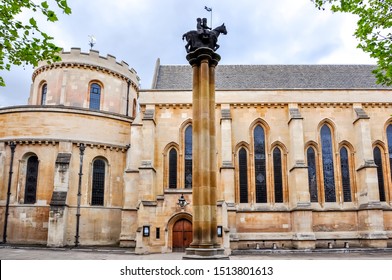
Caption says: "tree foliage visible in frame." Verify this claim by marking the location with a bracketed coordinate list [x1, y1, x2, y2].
[312, 0, 392, 86]
[0, 0, 71, 86]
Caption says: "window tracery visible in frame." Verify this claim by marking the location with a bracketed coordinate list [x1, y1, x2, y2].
[320, 124, 336, 202]
[89, 83, 101, 110]
[24, 155, 39, 204]
[91, 158, 105, 205]
[254, 125, 267, 203]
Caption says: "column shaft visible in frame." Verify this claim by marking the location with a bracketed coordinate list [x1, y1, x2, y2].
[185, 48, 226, 258]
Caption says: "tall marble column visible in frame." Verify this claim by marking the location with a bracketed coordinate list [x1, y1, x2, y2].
[183, 47, 228, 259]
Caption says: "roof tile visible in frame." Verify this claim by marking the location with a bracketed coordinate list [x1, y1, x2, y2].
[153, 65, 389, 90]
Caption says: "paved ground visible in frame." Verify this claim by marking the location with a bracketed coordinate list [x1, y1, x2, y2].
[1, 245, 392, 260]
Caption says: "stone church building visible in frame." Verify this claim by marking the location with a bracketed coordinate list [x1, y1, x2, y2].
[0, 48, 391, 253]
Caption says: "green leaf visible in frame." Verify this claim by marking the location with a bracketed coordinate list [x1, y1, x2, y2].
[0, 0, 71, 86]
[47, 11, 58, 22]
[64, 7, 72, 14]
[10, 29, 18, 37]
[29, 17, 37, 27]
[312, 0, 392, 85]
[41, 1, 49, 9]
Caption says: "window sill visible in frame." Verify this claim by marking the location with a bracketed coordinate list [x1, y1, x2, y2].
[164, 188, 192, 194]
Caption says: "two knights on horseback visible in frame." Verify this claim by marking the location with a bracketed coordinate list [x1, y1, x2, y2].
[182, 18, 227, 53]
[197, 18, 211, 38]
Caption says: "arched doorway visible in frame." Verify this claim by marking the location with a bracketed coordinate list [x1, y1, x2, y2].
[172, 219, 192, 252]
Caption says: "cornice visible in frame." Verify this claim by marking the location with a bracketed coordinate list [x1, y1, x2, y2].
[0, 105, 134, 123]
[1, 139, 130, 153]
[32, 62, 139, 91]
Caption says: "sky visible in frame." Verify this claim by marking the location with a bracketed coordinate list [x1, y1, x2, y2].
[0, 0, 375, 107]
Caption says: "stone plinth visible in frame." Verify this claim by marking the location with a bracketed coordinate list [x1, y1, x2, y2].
[183, 248, 229, 260]
[184, 48, 228, 259]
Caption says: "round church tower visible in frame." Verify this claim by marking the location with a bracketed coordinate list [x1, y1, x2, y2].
[30, 48, 139, 117]
[0, 49, 140, 246]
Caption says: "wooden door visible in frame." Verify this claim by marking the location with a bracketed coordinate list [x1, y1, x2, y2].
[172, 219, 192, 252]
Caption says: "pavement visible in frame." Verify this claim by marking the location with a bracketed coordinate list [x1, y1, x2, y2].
[1, 244, 392, 260]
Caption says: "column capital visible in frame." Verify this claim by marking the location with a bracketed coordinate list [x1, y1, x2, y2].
[186, 47, 221, 67]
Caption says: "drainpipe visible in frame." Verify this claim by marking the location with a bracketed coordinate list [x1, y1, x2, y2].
[2, 142, 16, 244]
[74, 143, 85, 247]
[126, 80, 131, 116]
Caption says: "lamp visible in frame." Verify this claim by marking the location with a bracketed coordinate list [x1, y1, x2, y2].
[177, 194, 188, 209]
[217, 226, 223, 237]
[143, 226, 150, 237]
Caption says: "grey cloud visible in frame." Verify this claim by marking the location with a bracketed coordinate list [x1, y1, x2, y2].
[0, 0, 371, 106]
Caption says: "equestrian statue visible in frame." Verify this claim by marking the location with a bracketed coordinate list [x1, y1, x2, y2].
[182, 18, 227, 53]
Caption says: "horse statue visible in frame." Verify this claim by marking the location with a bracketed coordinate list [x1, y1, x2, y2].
[182, 23, 227, 53]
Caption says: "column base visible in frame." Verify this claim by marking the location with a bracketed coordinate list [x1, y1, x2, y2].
[359, 231, 388, 248]
[119, 239, 136, 249]
[360, 239, 388, 248]
[47, 205, 68, 247]
[292, 232, 316, 249]
[183, 248, 230, 260]
[292, 240, 316, 250]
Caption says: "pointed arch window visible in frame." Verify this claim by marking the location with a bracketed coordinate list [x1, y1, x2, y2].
[373, 147, 386, 202]
[387, 124, 392, 181]
[169, 148, 178, 189]
[307, 147, 318, 202]
[273, 147, 283, 203]
[238, 148, 248, 203]
[89, 83, 101, 110]
[340, 147, 352, 202]
[132, 99, 137, 118]
[184, 125, 192, 188]
[320, 125, 336, 202]
[91, 159, 105, 205]
[254, 125, 267, 203]
[41, 83, 47, 105]
[24, 155, 39, 204]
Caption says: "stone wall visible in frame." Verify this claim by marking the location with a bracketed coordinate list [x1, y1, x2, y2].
[30, 48, 139, 116]
[0, 107, 130, 245]
[136, 88, 392, 250]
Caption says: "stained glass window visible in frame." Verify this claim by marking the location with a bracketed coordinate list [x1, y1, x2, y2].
[91, 159, 105, 205]
[89, 83, 101, 110]
[307, 147, 318, 202]
[239, 148, 248, 203]
[184, 126, 192, 188]
[254, 125, 267, 203]
[340, 147, 352, 202]
[273, 148, 283, 203]
[387, 125, 392, 181]
[320, 125, 336, 202]
[373, 147, 386, 202]
[41, 83, 47, 105]
[169, 148, 177, 188]
[24, 156, 39, 204]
